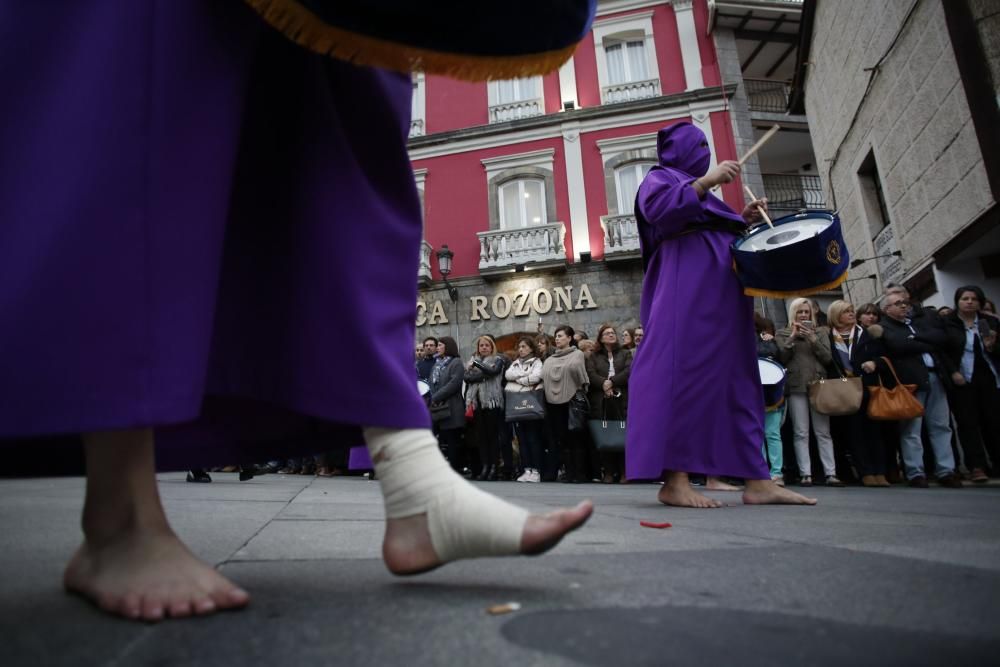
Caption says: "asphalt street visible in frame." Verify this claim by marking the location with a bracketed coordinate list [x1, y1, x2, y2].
[2, 473, 999, 666]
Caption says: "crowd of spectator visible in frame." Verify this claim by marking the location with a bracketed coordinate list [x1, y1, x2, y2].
[413, 282, 998, 489]
[195, 285, 998, 489]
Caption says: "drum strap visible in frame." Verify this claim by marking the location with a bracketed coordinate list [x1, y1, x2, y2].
[664, 220, 748, 241]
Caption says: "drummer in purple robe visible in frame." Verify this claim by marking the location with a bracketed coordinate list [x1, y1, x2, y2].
[625, 122, 816, 508]
[0, 1, 594, 622]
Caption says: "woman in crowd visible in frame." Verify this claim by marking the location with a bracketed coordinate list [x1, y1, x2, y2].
[984, 299, 997, 316]
[505, 337, 546, 483]
[542, 326, 590, 483]
[755, 314, 785, 486]
[535, 334, 553, 361]
[826, 300, 889, 487]
[429, 337, 466, 471]
[465, 336, 506, 480]
[777, 297, 842, 487]
[621, 329, 635, 351]
[944, 285, 1000, 482]
[586, 324, 632, 484]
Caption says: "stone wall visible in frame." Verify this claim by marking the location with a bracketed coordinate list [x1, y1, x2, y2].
[416, 262, 646, 352]
[803, 0, 994, 307]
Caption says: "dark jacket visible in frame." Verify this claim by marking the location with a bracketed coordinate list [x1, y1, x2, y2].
[880, 314, 955, 388]
[416, 355, 436, 382]
[943, 312, 1000, 372]
[429, 357, 466, 431]
[585, 347, 632, 419]
[826, 324, 888, 388]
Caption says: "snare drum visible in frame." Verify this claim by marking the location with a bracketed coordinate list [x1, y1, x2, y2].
[417, 379, 431, 405]
[731, 211, 849, 298]
[758, 358, 787, 410]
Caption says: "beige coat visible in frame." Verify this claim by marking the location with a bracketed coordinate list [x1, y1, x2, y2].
[775, 325, 833, 393]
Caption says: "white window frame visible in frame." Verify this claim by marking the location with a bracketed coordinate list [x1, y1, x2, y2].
[409, 72, 426, 137]
[614, 162, 654, 213]
[498, 178, 547, 229]
[592, 11, 660, 103]
[604, 39, 650, 85]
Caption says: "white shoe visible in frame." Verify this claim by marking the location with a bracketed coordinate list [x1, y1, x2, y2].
[772, 474, 785, 487]
[516, 470, 531, 483]
[527, 469, 541, 483]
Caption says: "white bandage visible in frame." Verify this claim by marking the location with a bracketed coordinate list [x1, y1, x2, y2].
[363, 427, 529, 563]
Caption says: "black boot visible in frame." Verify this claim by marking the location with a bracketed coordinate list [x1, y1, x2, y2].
[186, 469, 212, 483]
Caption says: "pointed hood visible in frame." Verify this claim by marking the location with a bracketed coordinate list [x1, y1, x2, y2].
[656, 122, 712, 177]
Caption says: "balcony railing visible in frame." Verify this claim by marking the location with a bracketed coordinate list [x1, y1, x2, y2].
[418, 240, 433, 284]
[409, 119, 425, 138]
[602, 78, 661, 104]
[761, 174, 826, 215]
[489, 99, 543, 123]
[744, 78, 791, 113]
[601, 214, 641, 258]
[477, 222, 566, 272]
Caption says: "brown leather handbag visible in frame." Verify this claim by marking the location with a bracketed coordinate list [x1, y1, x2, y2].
[807, 374, 863, 416]
[867, 357, 924, 421]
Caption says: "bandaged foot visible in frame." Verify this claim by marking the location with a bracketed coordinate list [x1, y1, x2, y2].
[364, 428, 592, 574]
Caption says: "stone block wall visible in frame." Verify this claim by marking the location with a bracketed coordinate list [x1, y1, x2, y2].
[804, 0, 994, 306]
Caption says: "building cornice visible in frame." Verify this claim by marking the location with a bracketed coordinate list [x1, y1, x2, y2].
[408, 85, 737, 160]
[596, 0, 670, 17]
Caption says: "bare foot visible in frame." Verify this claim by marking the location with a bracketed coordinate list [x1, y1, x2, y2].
[382, 500, 594, 575]
[657, 485, 723, 508]
[705, 477, 744, 492]
[64, 530, 249, 622]
[742, 479, 817, 505]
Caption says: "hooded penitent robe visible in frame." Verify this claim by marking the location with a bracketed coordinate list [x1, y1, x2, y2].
[625, 122, 769, 481]
[0, 2, 427, 471]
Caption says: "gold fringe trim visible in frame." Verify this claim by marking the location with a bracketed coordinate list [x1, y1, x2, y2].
[244, 0, 580, 81]
[741, 270, 849, 299]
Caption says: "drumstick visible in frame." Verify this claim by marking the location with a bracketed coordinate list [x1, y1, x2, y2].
[739, 124, 780, 166]
[744, 185, 774, 229]
[710, 124, 781, 193]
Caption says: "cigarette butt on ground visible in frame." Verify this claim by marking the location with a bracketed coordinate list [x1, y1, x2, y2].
[639, 521, 672, 529]
[486, 602, 522, 615]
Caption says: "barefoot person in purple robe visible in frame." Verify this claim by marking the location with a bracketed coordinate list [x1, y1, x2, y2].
[0, 1, 594, 622]
[625, 122, 816, 509]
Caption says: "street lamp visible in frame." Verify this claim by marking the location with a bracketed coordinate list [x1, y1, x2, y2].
[850, 250, 901, 269]
[436, 245, 458, 302]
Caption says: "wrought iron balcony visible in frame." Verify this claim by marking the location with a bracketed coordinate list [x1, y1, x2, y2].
[761, 174, 826, 216]
[409, 119, 425, 138]
[744, 78, 791, 113]
[489, 99, 543, 123]
[418, 240, 433, 286]
[477, 222, 566, 273]
[601, 214, 641, 260]
[602, 78, 661, 105]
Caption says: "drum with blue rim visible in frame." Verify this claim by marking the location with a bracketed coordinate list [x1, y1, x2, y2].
[758, 358, 786, 410]
[731, 210, 849, 298]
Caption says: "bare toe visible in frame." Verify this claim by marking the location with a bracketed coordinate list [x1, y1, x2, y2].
[521, 500, 594, 555]
[141, 595, 165, 623]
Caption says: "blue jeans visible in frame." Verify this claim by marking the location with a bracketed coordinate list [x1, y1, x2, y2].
[900, 373, 955, 479]
[762, 406, 784, 478]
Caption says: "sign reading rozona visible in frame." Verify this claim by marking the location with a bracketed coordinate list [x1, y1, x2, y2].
[416, 284, 598, 326]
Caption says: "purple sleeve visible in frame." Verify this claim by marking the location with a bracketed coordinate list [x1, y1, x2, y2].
[637, 168, 707, 237]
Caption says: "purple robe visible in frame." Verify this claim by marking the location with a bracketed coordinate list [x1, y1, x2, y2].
[0, 2, 428, 471]
[625, 123, 769, 481]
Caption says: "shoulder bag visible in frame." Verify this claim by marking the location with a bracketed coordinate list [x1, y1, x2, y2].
[587, 398, 626, 453]
[807, 373, 863, 416]
[867, 356, 924, 421]
[567, 389, 590, 431]
[505, 388, 546, 422]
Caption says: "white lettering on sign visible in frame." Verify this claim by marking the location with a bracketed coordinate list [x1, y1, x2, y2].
[417, 283, 600, 326]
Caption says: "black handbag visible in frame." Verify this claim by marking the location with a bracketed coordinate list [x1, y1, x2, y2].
[429, 401, 451, 423]
[505, 389, 546, 422]
[567, 389, 590, 431]
[588, 398, 626, 453]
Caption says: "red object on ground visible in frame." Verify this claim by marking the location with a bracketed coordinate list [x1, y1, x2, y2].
[639, 521, 672, 529]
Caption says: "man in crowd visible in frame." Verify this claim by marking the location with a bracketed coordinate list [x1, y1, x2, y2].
[880, 290, 964, 488]
[416, 337, 439, 382]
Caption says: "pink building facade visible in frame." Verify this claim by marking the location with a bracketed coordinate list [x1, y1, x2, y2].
[410, 0, 789, 348]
